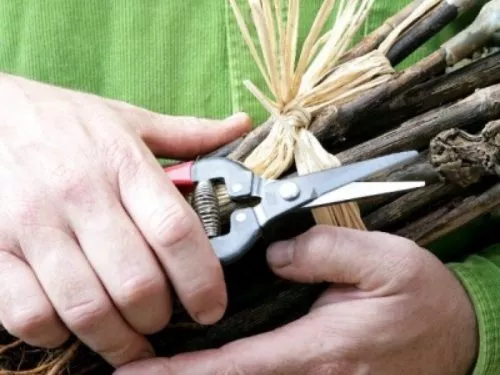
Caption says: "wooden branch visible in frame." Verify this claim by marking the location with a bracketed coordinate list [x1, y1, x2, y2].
[396, 182, 500, 245]
[386, 0, 481, 66]
[359, 50, 500, 134]
[442, 0, 500, 66]
[336, 83, 500, 165]
[339, 0, 426, 63]
[203, 137, 246, 159]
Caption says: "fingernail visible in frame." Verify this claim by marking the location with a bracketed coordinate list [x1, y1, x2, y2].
[224, 112, 250, 124]
[267, 240, 294, 268]
[196, 301, 226, 325]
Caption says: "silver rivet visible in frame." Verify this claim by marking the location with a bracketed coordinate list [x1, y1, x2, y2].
[235, 212, 247, 222]
[232, 183, 243, 193]
[279, 181, 300, 201]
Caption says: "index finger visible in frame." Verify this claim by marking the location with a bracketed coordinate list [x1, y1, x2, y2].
[116, 142, 227, 326]
[113, 314, 336, 375]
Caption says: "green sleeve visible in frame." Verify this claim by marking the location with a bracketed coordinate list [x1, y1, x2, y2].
[448, 245, 500, 374]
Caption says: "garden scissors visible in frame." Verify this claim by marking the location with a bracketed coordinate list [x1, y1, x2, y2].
[164, 151, 425, 264]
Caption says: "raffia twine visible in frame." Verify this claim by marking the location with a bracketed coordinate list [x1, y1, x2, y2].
[230, 0, 385, 229]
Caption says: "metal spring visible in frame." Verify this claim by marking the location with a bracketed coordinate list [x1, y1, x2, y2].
[191, 180, 221, 238]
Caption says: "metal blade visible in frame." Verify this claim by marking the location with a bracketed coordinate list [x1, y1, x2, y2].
[254, 151, 421, 228]
[287, 151, 419, 199]
[303, 181, 425, 209]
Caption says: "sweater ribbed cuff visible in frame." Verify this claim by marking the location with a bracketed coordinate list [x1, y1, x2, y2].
[448, 245, 500, 375]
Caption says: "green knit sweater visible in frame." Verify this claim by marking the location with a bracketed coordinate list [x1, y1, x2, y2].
[0, 1, 499, 373]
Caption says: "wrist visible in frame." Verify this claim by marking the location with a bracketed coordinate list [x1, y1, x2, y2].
[448, 246, 500, 374]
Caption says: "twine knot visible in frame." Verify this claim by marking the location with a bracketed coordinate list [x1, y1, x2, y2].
[281, 107, 312, 130]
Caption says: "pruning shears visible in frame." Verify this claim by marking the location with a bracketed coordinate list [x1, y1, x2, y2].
[164, 151, 425, 265]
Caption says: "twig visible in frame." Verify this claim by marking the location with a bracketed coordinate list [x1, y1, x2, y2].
[355, 49, 500, 136]
[339, 0, 427, 63]
[336, 83, 500, 164]
[386, 0, 482, 65]
[396, 182, 500, 244]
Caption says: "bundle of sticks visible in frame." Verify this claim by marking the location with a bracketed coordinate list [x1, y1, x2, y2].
[195, 0, 500, 249]
[3, 0, 500, 374]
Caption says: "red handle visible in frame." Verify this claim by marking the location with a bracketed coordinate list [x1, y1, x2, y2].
[164, 161, 195, 195]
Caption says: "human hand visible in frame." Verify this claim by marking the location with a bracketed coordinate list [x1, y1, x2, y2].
[0, 74, 251, 367]
[114, 225, 479, 375]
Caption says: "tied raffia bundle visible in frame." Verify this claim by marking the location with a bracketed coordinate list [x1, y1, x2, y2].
[223, 0, 444, 230]
[213, 0, 500, 245]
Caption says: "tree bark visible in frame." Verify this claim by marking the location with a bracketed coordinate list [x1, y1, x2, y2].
[336, 83, 500, 164]
[349, 49, 500, 140]
[386, 0, 481, 65]
[396, 182, 500, 244]
[339, 0, 426, 64]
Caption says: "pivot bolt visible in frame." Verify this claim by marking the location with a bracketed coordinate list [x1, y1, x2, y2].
[279, 181, 300, 201]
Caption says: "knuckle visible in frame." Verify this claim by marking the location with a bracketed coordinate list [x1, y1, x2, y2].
[118, 275, 166, 307]
[4, 307, 57, 341]
[11, 193, 44, 227]
[29, 161, 95, 208]
[303, 225, 340, 250]
[54, 170, 93, 206]
[104, 137, 143, 179]
[104, 137, 130, 161]
[396, 251, 427, 286]
[62, 297, 112, 333]
[296, 226, 337, 262]
[373, 233, 426, 286]
[150, 203, 196, 250]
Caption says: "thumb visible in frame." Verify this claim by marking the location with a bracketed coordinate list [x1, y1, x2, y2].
[125, 105, 252, 158]
[266, 225, 419, 291]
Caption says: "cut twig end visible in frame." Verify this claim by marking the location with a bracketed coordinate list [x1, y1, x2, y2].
[429, 119, 500, 187]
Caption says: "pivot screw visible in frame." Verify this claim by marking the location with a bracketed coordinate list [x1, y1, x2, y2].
[279, 181, 300, 201]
